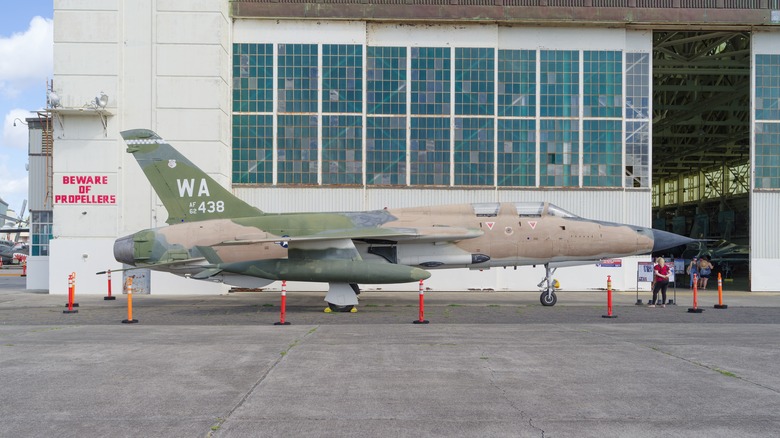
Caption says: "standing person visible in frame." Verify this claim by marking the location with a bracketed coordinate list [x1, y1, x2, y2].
[686, 256, 699, 289]
[698, 255, 714, 290]
[650, 257, 671, 307]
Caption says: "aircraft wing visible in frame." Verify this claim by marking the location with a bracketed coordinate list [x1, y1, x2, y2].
[96, 257, 208, 274]
[215, 226, 483, 246]
[0, 228, 29, 233]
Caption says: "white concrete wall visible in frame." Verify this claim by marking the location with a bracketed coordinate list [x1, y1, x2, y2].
[50, 0, 231, 294]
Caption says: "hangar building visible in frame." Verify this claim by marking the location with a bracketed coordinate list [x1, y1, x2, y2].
[32, 0, 780, 295]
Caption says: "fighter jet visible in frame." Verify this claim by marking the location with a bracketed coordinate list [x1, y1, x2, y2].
[0, 241, 28, 265]
[113, 129, 692, 310]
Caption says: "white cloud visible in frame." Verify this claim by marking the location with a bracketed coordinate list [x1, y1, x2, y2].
[0, 16, 53, 97]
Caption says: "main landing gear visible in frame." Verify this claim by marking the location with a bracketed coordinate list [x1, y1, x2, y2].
[537, 263, 558, 306]
[324, 283, 361, 313]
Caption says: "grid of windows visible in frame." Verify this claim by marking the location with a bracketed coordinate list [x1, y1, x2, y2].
[366, 117, 406, 185]
[233, 44, 273, 113]
[322, 45, 363, 114]
[625, 121, 650, 188]
[233, 115, 273, 184]
[497, 50, 536, 117]
[454, 118, 494, 186]
[583, 120, 621, 187]
[31, 211, 52, 257]
[540, 50, 579, 118]
[322, 115, 363, 185]
[367, 47, 407, 115]
[625, 52, 650, 119]
[411, 47, 451, 115]
[455, 47, 494, 116]
[278, 44, 318, 113]
[756, 54, 780, 121]
[497, 119, 536, 187]
[231, 45, 660, 189]
[663, 179, 679, 205]
[755, 122, 780, 189]
[583, 51, 622, 118]
[540, 119, 578, 187]
[682, 174, 701, 203]
[277, 115, 318, 184]
[624, 52, 650, 189]
[755, 54, 780, 189]
[410, 117, 450, 185]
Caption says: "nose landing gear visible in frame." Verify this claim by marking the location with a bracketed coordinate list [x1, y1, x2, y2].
[537, 263, 559, 306]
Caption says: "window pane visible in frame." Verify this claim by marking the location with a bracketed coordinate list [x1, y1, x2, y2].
[411, 117, 450, 186]
[583, 119, 621, 187]
[322, 115, 363, 185]
[540, 119, 578, 187]
[583, 51, 622, 118]
[232, 114, 273, 184]
[277, 115, 318, 184]
[498, 49, 536, 117]
[454, 118, 494, 186]
[497, 119, 536, 187]
[322, 44, 363, 113]
[278, 44, 318, 113]
[367, 46, 407, 115]
[455, 47, 494, 116]
[411, 47, 451, 115]
[366, 117, 406, 185]
[540, 50, 579, 118]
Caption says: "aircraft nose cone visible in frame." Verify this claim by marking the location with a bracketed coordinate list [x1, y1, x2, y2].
[652, 229, 694, 252]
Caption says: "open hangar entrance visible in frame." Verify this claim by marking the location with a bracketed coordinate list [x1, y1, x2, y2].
[651, 30, 751, 281]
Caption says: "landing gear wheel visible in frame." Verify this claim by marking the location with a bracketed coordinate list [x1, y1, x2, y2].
[540, 291, 557, 306]
[327, 303, 355, 313]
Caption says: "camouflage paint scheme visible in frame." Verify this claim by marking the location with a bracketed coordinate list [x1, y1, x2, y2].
[115, 129, 692, 307]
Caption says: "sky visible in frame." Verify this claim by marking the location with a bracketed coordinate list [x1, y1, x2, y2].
[0, 0, 53, 219]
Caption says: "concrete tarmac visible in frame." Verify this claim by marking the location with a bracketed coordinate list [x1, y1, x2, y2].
[2, 269, 780, 437]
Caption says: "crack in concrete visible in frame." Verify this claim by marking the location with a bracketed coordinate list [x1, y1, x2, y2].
[481, 354, 546, 438]
[205, 326, 320, 437]
[571, 326, 780, 396]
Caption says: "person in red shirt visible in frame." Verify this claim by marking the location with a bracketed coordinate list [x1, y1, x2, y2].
[651, 257, 671, 307]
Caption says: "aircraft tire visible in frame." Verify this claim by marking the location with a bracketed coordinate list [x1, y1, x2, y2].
[540, 291, 557, 306]
[327, 303, 355, 313]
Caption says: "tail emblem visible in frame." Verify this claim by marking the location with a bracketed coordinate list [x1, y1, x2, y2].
[168, 159, 177, 169]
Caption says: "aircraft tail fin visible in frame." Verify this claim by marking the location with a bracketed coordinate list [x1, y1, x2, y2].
[121, 129, 263, 224]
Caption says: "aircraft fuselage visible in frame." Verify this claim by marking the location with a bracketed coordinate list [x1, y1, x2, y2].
[114, 201, 655, 282]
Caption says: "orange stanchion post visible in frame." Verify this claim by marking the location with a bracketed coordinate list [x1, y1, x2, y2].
[602, 275, 617, 318]
[64, 271, 79, 308]
[688, 274, 704, 313]
[122, 276, 138, 324]
[104, 269, 116, 300]
[413, 279, 430, 324]
[21, 258, 27, 277]
[274, 280, 291, 325]
[63, 273, 78, 314]
[714, 272, 728, 309]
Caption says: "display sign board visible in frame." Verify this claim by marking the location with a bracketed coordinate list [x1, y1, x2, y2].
[597, 258, 622, 267]
[638, 262, 654, 282]
[638, 260, 676, 283]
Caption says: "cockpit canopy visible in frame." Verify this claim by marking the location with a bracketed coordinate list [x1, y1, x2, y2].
[471, 202, 579, 218]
